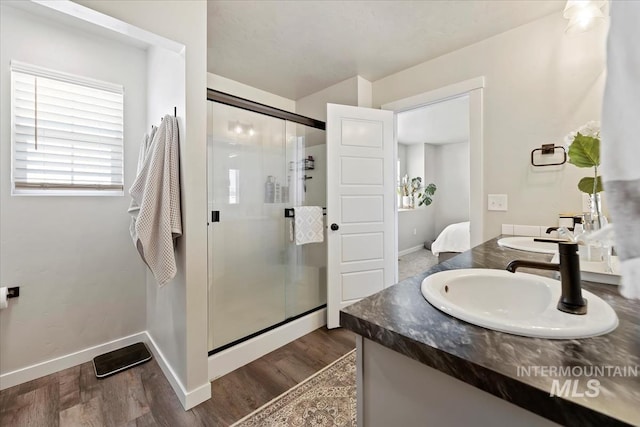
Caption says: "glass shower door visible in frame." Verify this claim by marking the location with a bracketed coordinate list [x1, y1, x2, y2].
[284, 122, 327, 318]
[208, 102, 287, 351]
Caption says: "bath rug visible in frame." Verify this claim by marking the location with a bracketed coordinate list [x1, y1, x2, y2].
[231, 349, 356, 427]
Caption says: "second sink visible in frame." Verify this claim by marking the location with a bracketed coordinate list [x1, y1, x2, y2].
[497, 236, 558, 254]
[421, 269, 618, 339]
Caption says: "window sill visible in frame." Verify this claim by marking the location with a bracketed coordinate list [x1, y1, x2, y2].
[12, 189, 124, 197]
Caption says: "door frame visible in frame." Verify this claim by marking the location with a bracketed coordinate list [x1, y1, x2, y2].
[381, 77, 485, 278]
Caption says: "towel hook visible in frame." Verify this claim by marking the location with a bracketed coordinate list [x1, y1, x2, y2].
[160, 107, 177, 122]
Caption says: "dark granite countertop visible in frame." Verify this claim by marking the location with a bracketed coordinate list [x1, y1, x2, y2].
[341, 237, 640, 427]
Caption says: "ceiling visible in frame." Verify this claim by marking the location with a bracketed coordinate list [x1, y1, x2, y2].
[397, 95, 469, 145]
[207, 0, 564, 100]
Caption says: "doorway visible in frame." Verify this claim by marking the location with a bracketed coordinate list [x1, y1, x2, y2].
[382, 77, 485, 282]
[396, 95, 470, 280]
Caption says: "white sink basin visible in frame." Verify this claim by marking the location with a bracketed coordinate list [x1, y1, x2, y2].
[497, 236, 558, 254]
[421, 269, 618, 339]
[551, 253, 621, 285]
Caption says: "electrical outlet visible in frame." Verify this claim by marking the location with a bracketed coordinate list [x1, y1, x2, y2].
[413, 228, 417, 236]
[488, 194, 508, 211]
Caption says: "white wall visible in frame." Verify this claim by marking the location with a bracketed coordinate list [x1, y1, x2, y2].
[296, 75, 372, 121]
[144, 43, 188, 391]
[398, 210, 432, 253]
[432, 142, 470, 235]
[207, 73, 296, 113]
[373, 12, 607, 238]
[406, 144, 425, 179]
[398, 144, 408, 181]
[0, 4, 147, 374]
[77, 0, 209, 404]
[357, 76, 373, 108]
[424, 144, 437, 190]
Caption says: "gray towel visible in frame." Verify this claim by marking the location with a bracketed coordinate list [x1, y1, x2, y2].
[128, 126, 157, 251]
[601, 1, 640, 299]
[129, 116, 182, 286]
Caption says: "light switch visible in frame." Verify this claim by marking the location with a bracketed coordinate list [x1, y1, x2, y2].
[488, 194, 508, 211]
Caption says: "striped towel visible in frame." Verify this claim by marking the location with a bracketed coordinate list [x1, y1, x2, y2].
[129, 115, 182, 286]
[601, 1, 640, 299]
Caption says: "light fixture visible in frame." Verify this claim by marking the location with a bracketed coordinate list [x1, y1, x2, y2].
[228, 121, 255, 136]
[563, 0, 607, 34]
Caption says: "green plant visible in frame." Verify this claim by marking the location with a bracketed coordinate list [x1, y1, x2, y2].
[565, 121, 602, 194]
[398, 175, 436, 207]
[418, 183, 437, 207]
[410, 177, 422, 195]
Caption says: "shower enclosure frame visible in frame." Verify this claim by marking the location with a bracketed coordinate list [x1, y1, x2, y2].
[206, 89, 327, 357]
[207, 89, 325, 130]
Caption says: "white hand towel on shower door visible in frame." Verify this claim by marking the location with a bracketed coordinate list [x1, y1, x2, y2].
[129, 115, 182, 286]
[601, 1, 640, 299]
[293, 206, 324, 245]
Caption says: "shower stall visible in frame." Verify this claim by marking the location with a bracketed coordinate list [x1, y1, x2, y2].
[206, 90, 327, 354]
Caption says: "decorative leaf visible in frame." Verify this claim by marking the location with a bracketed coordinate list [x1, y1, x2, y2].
[420, 197, 433, 206]
[418, 183, 437, 206]
[568, 133, 600, 168]
[578, 176, 603, 194]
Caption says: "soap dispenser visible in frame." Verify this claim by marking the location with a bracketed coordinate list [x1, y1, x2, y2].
[265, 176, 275, 203]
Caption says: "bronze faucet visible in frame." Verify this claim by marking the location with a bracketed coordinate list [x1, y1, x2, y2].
[506, 242, 587, 315]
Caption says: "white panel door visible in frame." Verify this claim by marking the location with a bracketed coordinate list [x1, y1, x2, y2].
[327, 104, 395, 329]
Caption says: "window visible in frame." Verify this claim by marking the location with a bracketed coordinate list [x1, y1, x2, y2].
[228, 169, 240, 204]
[11, 61, 124, 195]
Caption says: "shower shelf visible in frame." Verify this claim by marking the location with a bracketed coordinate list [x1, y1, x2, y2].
[288, 158, 315, 171]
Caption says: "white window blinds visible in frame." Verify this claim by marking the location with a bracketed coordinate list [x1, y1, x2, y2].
[11, 61, 124, 193]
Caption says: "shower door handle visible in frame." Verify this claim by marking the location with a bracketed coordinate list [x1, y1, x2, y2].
[330, 223, 339, 231]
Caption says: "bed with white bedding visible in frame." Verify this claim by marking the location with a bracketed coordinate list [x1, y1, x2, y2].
[431, 221, 471, 261]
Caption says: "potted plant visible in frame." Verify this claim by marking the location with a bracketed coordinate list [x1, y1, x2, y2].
[564, 121, 604, 229]
[398, 175, 437, 208]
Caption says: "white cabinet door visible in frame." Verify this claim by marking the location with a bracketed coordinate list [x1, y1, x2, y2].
[326, 104, 395, 329]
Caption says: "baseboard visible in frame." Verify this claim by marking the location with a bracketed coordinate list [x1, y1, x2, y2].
[209, 308, 327, 381]
[144, 332, 211, 410]
[398, 245, 424, 257]
[0, 331, 147, 391]
[0, 331, 212, 411]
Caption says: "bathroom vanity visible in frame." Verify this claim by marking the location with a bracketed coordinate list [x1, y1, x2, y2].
[341, 237, 640, 427]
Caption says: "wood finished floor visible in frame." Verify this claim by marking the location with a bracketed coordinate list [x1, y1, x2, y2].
[0, 327, 355, 427]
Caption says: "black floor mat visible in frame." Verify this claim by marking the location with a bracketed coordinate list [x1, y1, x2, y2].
[93, 342, 152, 378]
